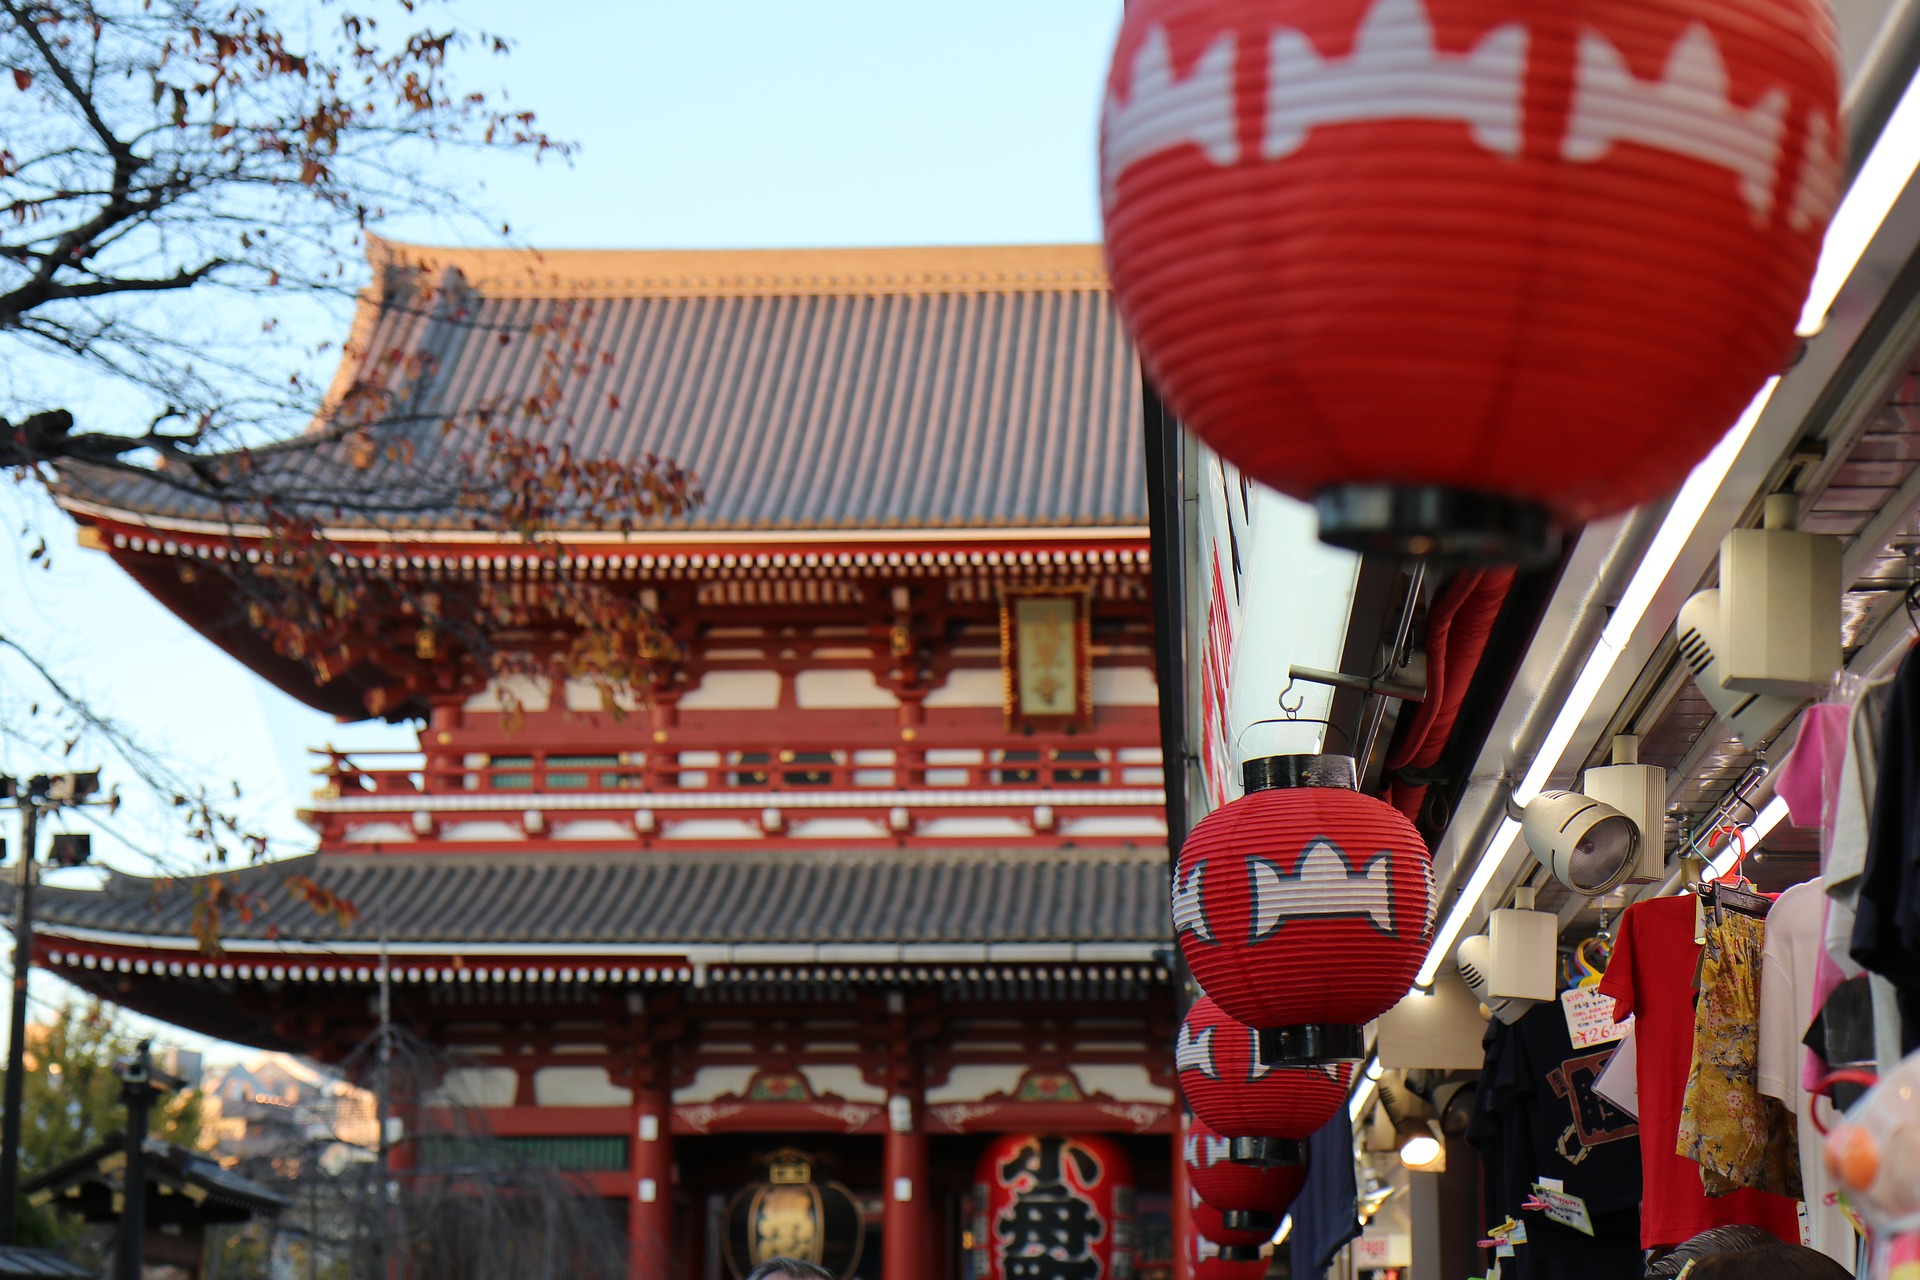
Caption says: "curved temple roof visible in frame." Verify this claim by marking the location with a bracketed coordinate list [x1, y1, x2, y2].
[55, 240, 1147, 537]
[15, 846, 1171, 951]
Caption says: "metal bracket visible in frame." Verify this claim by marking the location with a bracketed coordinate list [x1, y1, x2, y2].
[1288, 664, 1427, 704]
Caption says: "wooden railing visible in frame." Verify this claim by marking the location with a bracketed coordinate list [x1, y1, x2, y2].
[314, 742, 1166, 799]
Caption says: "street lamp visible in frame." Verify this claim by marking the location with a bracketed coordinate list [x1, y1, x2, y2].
[0, 771, 101, 1244]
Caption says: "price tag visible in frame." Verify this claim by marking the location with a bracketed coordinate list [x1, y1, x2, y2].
[1530, 1184, 1595, 1237]
[1560, 986, 1627, 1049]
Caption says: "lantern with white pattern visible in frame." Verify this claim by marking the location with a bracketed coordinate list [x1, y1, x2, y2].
[1102, 0, 1840, 562]
[1174, 756, 1433, 1066]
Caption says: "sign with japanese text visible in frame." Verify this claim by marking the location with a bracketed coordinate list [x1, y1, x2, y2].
[974, 1133, 1136, 1280]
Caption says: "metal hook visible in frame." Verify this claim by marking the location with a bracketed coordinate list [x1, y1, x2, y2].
[1278, 677, 1305, 719]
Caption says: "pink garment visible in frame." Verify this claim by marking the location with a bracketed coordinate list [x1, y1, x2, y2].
[1777, 702, 1850, 837]
[1778, 703, 1853, 1096]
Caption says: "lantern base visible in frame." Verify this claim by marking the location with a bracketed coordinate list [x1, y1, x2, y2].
[1226, 1137, 1305, 1168]
[1258, 1023, 1366, 1067]
[1219, 1245, 1267, 1263]
[1222, 1210, 1282, 1235]
[1314, 484, 1559, 566]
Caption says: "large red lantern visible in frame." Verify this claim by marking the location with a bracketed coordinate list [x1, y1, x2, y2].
[1192, 1235, 1272, 1280]
[1179, 995, 1351, 1167]
[1193, 1193, 1276, 1261]
[972, 1133, 1136, 1280]
[1186, 1114, 1308, 1228]
[1174, 756, 1433, 1064]
[1102, 0, 1841, 562]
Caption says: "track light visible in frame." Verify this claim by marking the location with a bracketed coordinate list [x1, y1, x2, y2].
[1509, 787, 1640, 896]
[1455, 935, 1535, 1025]
[1396, 1116, 1443, 1170]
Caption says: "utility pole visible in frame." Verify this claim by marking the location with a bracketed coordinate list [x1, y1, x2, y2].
[115, 1041, 157, 1280]
[0, 796, 38, 1243]
[0, 770, 102, 1245]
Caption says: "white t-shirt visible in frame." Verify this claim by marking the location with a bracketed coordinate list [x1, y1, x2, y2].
[1759, 878, 1858, 1268]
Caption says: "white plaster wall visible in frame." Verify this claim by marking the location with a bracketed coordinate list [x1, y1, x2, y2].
[1092, 667, 1158, 706]
[794, 669, 898, 708]
[679, 670, 782, 710]
[799, 1065, 887, 1104]
[923, 669, 1003, 708]
[533, 1066, 632, 1107]
[926, 1064, 1028, 1105]
[676, 1065, 757, 1104]
[1068, 1065, 1174, 1104]
[434, 1067, 517, 1109]
[462, 676, 552, 713]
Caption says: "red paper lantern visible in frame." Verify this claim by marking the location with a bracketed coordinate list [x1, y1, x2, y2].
[1179, 995, 1352, 1167]
[971, 1133, 1135, 1280]
[1101, 0, 1841, 562]
[1187, 1114, 1308, 1219]
[1194, 1192, 1277, 1259]
[1174, 756, 1433, 1064]
[1192, 1234, 1272, 1279]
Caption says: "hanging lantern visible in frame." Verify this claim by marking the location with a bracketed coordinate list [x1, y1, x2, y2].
[1101, 0, 1841, 562]
[972, 1133, 1136, 1280]
[1186, 1113, 1308, 1226]
[720, 1149, 865, 1279]
[1179, 995, 1351, 1167]
[1193, 1193, 1278, 1262]
[1174, 756, 1433, 1065]
[1192, 1234, 1272, 1280]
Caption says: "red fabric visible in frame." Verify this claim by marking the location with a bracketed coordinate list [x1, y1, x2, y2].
[1101, 0, 1838, 528]
[1596, 895, 1802, 1249]
[1175, 783, 1433, 1031]
[1191, 1245, 1269, 1280]
[1185, 1115, 1309, 1214]
[1386, 567, 1514, 819]
[1179, 997, 1352, 1140]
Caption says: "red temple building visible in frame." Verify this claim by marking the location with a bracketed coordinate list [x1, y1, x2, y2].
[29, 242, 1178, 1278]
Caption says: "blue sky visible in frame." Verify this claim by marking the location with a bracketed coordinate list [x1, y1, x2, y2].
[5, 0, 1124, 1054]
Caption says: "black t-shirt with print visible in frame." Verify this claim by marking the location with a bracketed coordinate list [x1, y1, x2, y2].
[1471, 1000, 1643, 1279]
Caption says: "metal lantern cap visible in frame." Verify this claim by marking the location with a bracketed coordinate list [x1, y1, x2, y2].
[1226, 1137, 1305, 1169]
[1315, 483, 1559, 566]
[1240, 754, 1357, 795]
[1258, 1023, 1367, 1068]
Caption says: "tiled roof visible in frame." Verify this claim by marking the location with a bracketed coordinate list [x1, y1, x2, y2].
[55, 241, 1146, 533]
[0, 1249, 94, 1280]
[20, 847, 1170, 948]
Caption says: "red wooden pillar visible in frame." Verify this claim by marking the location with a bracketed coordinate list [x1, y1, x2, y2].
[1171, 1113, 1193, 1280]
[883, 1089, 929, 1280]
[631, 1067, 673, 1279]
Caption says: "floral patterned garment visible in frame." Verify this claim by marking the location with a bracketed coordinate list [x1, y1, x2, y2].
[1676, 908, 1803, 1198]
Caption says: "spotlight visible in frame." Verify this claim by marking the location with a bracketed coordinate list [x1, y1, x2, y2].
[1509, 787, 1639, 896]
[1396, 1116, 1443, 1170]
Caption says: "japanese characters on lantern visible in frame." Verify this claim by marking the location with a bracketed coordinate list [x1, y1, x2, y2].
[973, 1134, 1136, 1280]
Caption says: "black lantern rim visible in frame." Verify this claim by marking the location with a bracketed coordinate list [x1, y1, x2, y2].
[1218, 1245, 1267, 1263]
[1226, 1136, 1304, 1169]
[1314, 482, 1560, 567]
[1222, 1209, 1282, 1235]
[1240, 754, 1357, 795]
[1256, 1023, 1367, 1067]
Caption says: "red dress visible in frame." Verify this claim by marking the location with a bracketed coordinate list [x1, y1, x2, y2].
[1597, 894, 1801, 1249]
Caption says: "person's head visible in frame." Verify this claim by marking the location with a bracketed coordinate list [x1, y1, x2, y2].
[1683, 1245, 1852, 1280]
[744, 1260, 834, 1280]
[1646, 1227, 1781, 1278]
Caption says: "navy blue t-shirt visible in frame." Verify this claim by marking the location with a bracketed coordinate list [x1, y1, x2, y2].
[1470, 1001, 1642, 1278]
